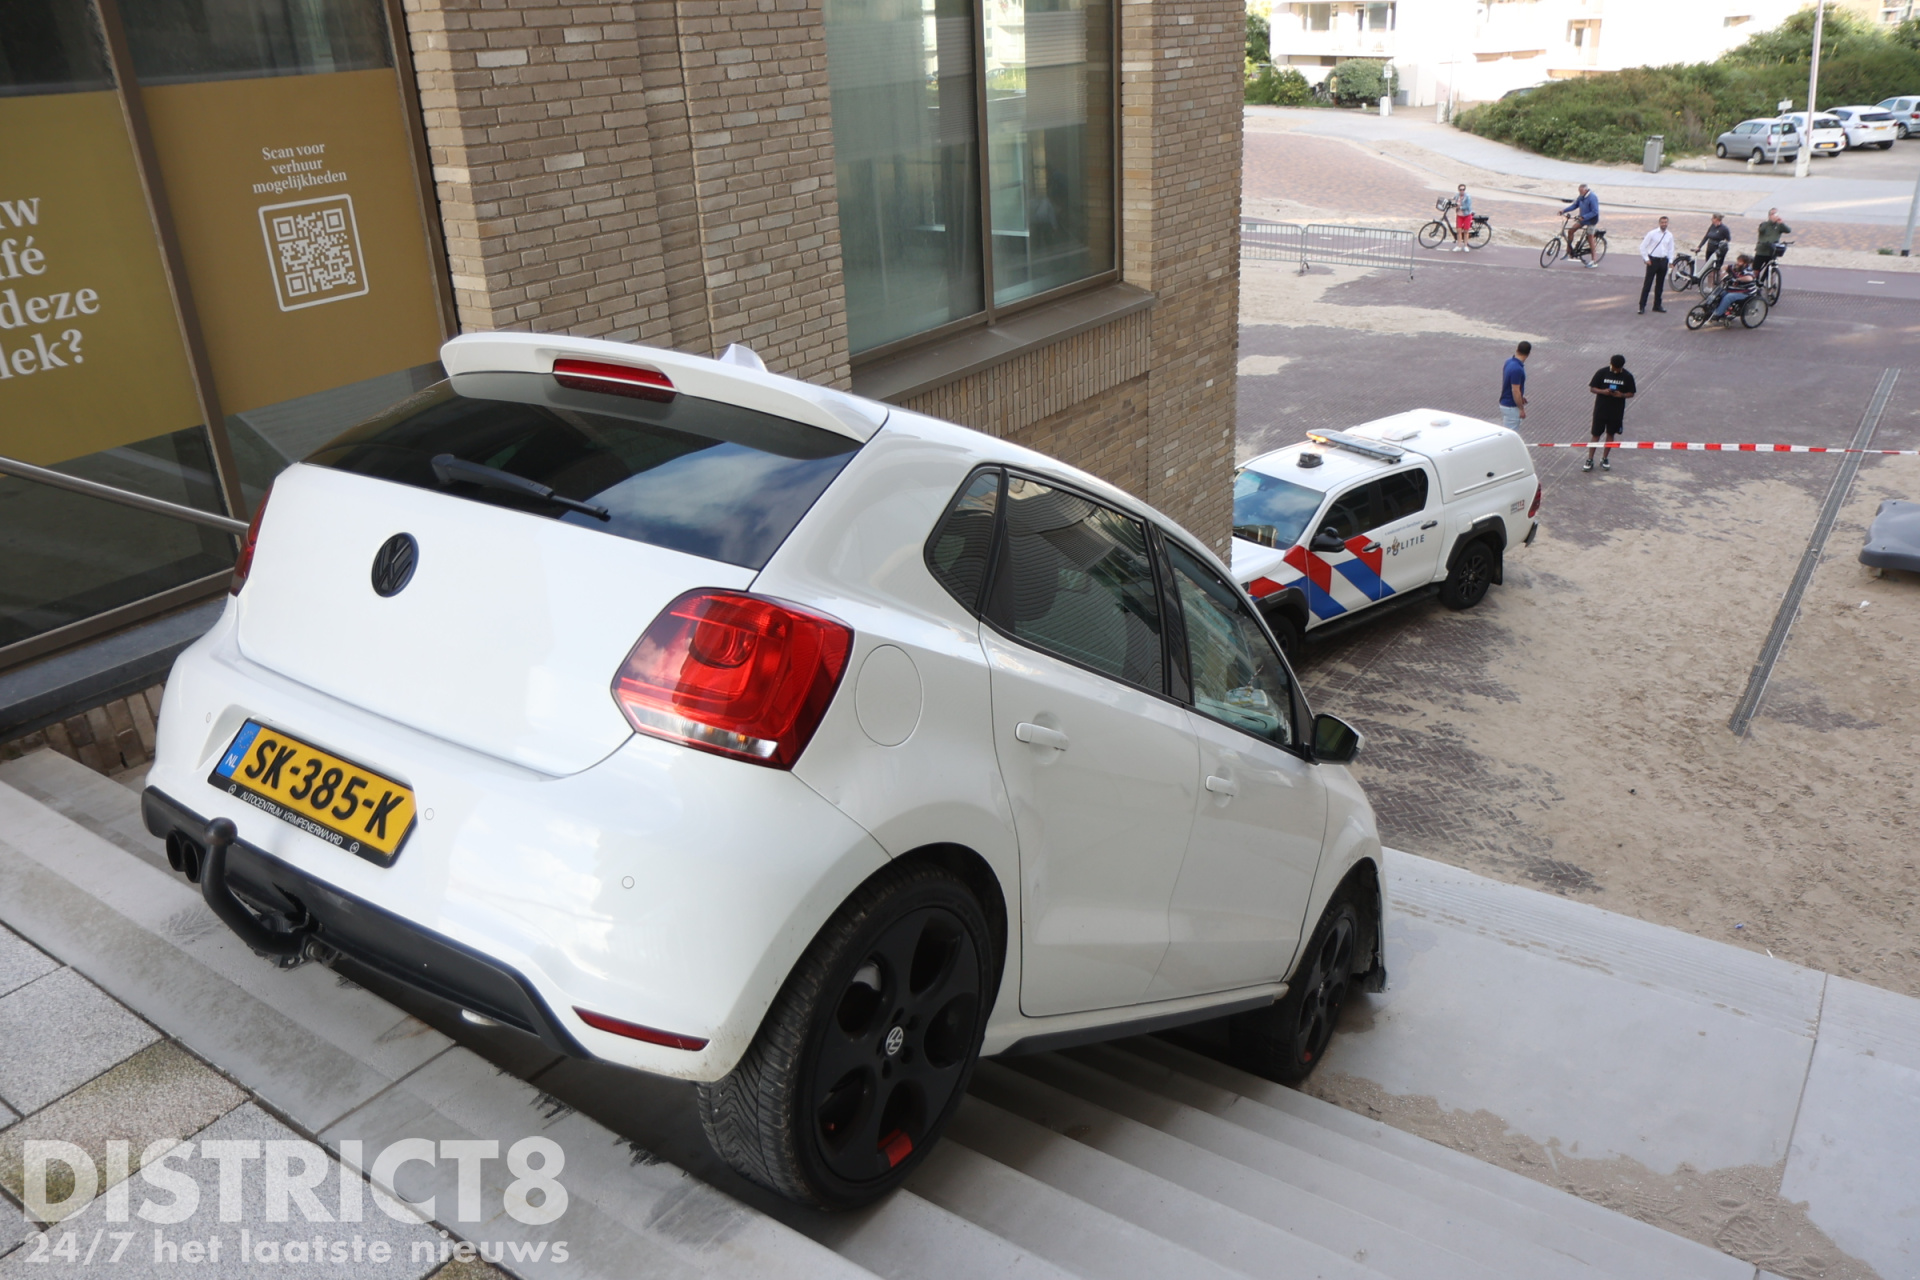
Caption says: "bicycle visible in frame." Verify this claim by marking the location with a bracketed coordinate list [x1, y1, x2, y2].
[1755, 241, 1790, 307]
[1539, 212, 1607, 268]
[1667, 243, 1726, 295]
[1417, 198, 1492, 251]
[1684, 282, 1768, 330]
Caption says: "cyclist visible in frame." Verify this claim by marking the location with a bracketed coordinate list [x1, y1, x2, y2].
[1451, 184, 1474, 251]
[1696, 213, 1731, 274]
[1755, 208, 1791, 270]
[1709, 254, 1757, 324]
[1560, 184, 1601, 267]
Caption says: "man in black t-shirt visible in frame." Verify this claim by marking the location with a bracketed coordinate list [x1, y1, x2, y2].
[1585, 355, 1636, 472]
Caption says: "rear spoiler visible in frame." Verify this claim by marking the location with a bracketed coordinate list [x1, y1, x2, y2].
[441, 332, 888, 443]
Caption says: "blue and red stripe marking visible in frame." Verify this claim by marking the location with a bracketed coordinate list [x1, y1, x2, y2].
[1246, 535, 1394, 619]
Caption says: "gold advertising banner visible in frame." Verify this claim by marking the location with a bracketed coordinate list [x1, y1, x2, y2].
[0, 92, 204, 467]
[142, 69, 444, 418]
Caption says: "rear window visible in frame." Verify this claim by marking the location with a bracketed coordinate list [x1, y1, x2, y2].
[1861, 112, 1894, 122]
[306, 372, 861, 570]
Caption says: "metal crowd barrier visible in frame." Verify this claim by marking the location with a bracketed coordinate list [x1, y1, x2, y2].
[1241, 219, 1415, 279]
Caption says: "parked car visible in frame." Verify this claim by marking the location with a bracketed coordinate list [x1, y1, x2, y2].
[1828, 106, 1899, 150]
[1780, 112, 1847, 156]
[1878, 95, 1920, 139]
[1230, 411, 1541, 656]
[1715, 118, 1800, 162]
[141, 331, 1388, 1211]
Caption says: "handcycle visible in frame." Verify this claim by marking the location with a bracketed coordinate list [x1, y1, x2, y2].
[1685, 281, 1768, 330]
[1539, 211, 1606, 267]
[1417, 198, 1492, 251]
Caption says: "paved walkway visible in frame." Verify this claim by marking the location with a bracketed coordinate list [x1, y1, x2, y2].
[1252, 107, 1920, 228]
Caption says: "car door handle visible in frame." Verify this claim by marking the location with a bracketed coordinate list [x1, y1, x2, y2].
[1361, 542, 1381, 554]
[1205, 774, 1238, 796]
[1421, 520, 1438, 530]
[1015, 722, 1070, 751]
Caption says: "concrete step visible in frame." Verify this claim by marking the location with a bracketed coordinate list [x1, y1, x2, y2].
[1100, 1037, 1751, 1280]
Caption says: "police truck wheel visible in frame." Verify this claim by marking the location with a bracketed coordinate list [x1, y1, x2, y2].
[1438, 540, 1496, 609]
[697, 862, 992, 1210]
[1265, 610, 1304, 664]
[1229, 892, 1363, 1085]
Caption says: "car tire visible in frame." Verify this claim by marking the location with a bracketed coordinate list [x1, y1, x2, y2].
[1266, 609, 1304, 664]
[1229, 890, 1365, 1085]
[1899, 124, 1911, 140]
[697, 861, 993, 1209]
[1715, 143, 1728, 159]
[1881, 140, 1896, 150]
[1438, 539, 1497, 609]
[1751, 148, 1766, 162]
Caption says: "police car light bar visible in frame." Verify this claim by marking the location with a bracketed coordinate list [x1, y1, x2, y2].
[1304, 430, 1405, 463]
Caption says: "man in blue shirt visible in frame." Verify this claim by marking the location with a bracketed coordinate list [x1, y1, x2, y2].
[1560, 185, 1601, 267]
[1498, 341, 1530, 430]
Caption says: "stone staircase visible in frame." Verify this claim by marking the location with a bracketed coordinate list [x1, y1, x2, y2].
[0, 748, 1763, 1279]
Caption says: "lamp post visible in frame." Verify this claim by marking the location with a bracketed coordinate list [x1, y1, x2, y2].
[1793, 1, 1827, 180]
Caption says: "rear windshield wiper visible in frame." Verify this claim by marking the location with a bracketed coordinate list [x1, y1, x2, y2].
[430, 454, 610, 521]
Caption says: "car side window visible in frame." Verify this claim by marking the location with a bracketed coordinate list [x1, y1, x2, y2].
[984, 475, 1164, 694]
[1322, 481, 1379, 541]
[1375, 469, 1430, 522]
[1164, 541, 1296, 748]
[925, 469, 1002, 612]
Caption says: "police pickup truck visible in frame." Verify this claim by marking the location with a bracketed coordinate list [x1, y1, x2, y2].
[1232, 410, 1541, 656]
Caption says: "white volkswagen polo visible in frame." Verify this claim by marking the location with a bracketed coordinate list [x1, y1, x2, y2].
[142, 332, 1385, 1209]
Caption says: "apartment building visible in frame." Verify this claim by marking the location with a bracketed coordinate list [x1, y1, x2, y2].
[1259, 0, 1884, 106]
[0, 0, 1242, 719]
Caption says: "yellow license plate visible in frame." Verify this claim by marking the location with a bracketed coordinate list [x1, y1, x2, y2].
[209, 720, 417, 864]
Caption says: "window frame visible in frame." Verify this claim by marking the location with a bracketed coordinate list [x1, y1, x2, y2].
[844, 0, 1123, 370]
[1153, 525, 1313, 757]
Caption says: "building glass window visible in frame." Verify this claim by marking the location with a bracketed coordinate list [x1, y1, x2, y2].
[1304, 4, 1332, 32]
[1363, 3, 1394, 32]
[825, 0, 1113, 355]
[121, 0, 393, 84]
[825, 0, 984, 354]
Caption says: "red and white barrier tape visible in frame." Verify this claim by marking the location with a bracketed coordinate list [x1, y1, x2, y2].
[1534, 441, 1920, 454]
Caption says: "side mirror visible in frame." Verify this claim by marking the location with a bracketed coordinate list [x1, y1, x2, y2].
[1309, 525, 1346, 553]
[1313, 713, 1365, 764]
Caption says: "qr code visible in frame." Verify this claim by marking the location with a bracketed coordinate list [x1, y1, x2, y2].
[257, 195, 369, 311]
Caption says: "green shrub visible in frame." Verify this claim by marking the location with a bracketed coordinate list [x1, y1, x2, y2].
[1246, 63, 1313, 106]
[1330, 59, 1394, 106]
[1455, 17, 1920, 164]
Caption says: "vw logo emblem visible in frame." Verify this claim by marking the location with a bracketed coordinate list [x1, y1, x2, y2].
[884, 1026, 906, 1057]
[370, 533, 418, 598]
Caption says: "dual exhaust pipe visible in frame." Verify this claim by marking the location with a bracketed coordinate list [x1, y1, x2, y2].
[164, 818, 319, 963]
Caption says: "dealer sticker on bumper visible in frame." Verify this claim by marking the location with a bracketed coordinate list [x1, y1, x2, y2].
[210, 720, 417, 864]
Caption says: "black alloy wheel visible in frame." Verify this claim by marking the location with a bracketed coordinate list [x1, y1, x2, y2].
[698, 863, 992, 1209]
[1229, 895, 1362, 1085]
[1438, 540, 1495, 609]
[1264, 608, 1304, 664]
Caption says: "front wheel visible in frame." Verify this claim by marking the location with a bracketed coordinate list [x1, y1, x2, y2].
[698, 862, 993, 1209]
[1686, 303, 1710, 330]
[1699, 264, 1721, 294]
[1751, 148, 1767, 163]
[1265, 608, 1304, 664]
[1417, 221, 1448, 250]
[1438, 539, 1497, 609]
[1468, 219, 1492, 249]
[1761, 270, 1782, 307]
[1716, 143, 1729, 159]
[1539, 237, 1564, 268]
[1741, 293, 1769, 328]
[1230, 893, 1364, 1085]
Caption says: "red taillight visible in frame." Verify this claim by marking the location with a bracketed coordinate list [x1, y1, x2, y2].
[574, 1007, 708, 1051]
[1527, 482, 1542, 519]
[553, 357, 674, 402]
[611, 590, 852, 768]
[229, 489, 270, 595]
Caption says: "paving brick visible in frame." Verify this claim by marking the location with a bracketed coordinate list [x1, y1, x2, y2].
[0, 968, 158, 1116]
[0, 928, 57, 1003]
[0, 1040, 245, 1221]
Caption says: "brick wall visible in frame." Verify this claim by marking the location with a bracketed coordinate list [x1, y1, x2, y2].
[400, 0, 852, 383]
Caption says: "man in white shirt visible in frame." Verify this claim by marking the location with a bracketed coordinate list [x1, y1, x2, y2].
[1638, 216, 1676, 314]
